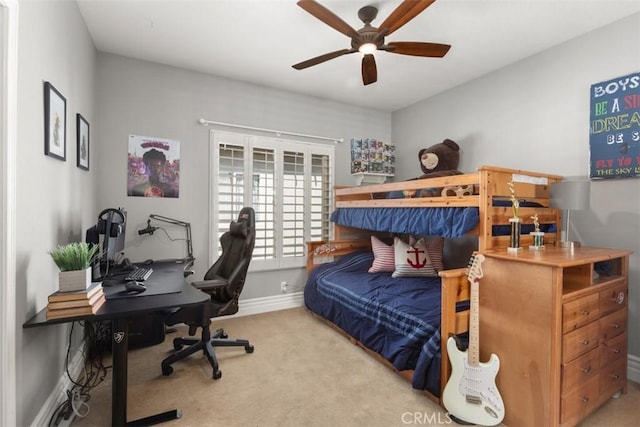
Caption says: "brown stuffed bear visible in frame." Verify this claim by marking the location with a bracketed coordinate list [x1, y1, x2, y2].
[415, 139, 467, 197]
[418, 139, 462, 178]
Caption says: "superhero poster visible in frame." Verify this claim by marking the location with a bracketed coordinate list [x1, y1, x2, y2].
[127, 135, 180, 198]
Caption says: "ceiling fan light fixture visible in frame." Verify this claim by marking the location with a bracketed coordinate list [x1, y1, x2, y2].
[358, 43, 377, 55]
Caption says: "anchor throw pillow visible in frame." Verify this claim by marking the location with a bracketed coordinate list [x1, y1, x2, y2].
[392, 236, 444, 278]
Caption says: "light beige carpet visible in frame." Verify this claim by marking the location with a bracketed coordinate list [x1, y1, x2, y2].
[71, 307, 638, 426]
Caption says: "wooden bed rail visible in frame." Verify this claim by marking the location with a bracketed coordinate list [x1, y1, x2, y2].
[333, 165, 564, 251]
[306, 239, 371, 273]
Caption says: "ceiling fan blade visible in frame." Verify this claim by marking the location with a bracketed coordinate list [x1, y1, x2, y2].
[292, 49, 356, 70]
[361, 54, 377, 85]
[297, 0, 359, 39]
[378, 0, 436, 36]
[385, 41, 451, 57]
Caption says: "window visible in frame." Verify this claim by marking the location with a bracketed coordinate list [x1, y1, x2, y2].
[210, 130, 334, 270]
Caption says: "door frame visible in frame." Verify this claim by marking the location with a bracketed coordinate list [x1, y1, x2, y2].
[0, 0, 18, 425]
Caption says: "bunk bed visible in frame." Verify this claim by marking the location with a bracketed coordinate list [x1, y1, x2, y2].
[304, 165, 563, 402]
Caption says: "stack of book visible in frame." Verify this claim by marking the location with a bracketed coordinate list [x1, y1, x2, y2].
[46, 282, 106, 320]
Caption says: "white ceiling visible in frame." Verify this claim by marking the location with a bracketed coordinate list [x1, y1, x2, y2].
[76, 0, 640, 112]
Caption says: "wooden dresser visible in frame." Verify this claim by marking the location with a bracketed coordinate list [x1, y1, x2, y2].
[478, 246, 631, 427]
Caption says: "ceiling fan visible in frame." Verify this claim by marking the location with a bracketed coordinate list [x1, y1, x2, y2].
[292, 0, 451, 85]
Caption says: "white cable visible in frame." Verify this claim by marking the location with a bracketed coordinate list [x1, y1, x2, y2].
[70, 390, 90, 418]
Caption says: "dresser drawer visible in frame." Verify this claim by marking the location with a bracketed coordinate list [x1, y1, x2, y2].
[560, 375, 599, 424]
[563, 293, 599, 333]
[561, 348, 600, 395]
[599, 358, 626, 396]
[599, 284, 627, 317]
[600, 333, 627, 367]
[563, 322, 600, 363]
[599, 309, 627, 342]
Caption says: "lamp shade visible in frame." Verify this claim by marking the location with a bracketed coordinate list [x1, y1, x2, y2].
[550, 180, 591, 211]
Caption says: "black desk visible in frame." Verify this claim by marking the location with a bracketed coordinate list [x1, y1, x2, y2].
[23, 260, 209, 426]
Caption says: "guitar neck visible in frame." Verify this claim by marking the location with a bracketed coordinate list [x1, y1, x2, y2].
[468, 278, 480, 366]
[466, 254, 485, 367]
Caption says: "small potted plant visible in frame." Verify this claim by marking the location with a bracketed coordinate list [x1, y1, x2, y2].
[49, 242, 99, 292]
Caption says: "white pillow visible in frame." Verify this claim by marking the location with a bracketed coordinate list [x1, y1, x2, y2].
[368, 236, 395, 273]
[392, 236, 443, 278]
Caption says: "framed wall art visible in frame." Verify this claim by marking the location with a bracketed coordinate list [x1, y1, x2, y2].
[76, 114, 89, 170]
[589, 71, 640, 179]
[44, 81, 66, 161]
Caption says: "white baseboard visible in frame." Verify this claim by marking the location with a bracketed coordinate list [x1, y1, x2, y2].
[30, 349, 84, 427]
[234, 291, 304, 318]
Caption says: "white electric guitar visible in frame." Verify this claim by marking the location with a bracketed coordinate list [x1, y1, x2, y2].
[442, 254, 505, 425]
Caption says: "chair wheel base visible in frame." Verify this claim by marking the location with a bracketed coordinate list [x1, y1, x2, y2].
[213, 370, 222, 380]
[162, 364, 174, 376]
[245, 344, 254, 353]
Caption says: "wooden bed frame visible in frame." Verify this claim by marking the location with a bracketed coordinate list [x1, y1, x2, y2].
[305, 165, 563, 402]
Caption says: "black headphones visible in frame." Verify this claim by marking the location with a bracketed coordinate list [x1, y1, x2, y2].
[97, 208, 125, 237]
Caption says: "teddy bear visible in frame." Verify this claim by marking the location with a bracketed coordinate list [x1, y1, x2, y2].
[413, 139, 472, 197]
[418, 138, 462, 178]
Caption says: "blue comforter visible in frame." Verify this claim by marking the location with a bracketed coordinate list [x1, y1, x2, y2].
[330, 207, 479, 238]
[304, 251, 445, 396]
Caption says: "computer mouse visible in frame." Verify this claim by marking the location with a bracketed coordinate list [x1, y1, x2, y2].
[124, 281, 146, 293]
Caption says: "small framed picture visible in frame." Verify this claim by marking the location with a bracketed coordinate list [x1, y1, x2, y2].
[44, 81, 66, 161]
[76, 114, 89, 170]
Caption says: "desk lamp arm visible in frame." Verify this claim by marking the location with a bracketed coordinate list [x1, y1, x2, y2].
[148, 214, 194, 263]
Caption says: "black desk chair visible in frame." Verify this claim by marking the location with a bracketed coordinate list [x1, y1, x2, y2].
[161, 207, 255, 379]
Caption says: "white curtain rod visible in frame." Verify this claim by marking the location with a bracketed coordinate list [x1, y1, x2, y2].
[198, 118, 343, 143]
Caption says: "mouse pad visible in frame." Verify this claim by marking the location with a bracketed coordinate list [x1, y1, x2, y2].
[102, 261, 186, 300]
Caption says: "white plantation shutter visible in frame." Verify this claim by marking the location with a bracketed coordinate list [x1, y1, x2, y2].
[211, 130, 334, 270]
[282, 150, 305, 258]
[251, 147, 275, 260]
[310, 153, 331, 242]
[217, 143, 245, 230]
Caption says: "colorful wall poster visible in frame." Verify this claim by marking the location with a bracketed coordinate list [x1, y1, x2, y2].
[127, 135, 180, 198]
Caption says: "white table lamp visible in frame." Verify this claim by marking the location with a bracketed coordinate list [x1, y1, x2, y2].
[550, 180, 591, 249]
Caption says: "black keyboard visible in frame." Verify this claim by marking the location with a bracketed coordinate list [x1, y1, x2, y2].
[125, 267, 153, 282]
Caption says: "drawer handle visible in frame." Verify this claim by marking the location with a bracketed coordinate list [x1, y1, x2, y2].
[581, 339, 590, 346]
[581, 310, 590, 316]
[612, 374, 620, 380]
[612, 292, 625, 304]
[581, 397, 590, 403]
[612, 349, 621, 354]
[582, 366, 592, 374]
[612, 323, 621, 329]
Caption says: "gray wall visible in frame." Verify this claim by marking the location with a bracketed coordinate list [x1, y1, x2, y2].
[94, 53, 391, 298]
[16, 1, 98, 425]
[392, 13, 640, 358]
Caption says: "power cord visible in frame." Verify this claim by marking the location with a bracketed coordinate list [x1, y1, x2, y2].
[153, 226, 189, 244]
[48, 321, 111, 426]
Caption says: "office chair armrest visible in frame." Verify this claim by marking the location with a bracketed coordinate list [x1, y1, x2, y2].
[191, 278, 227, 292]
